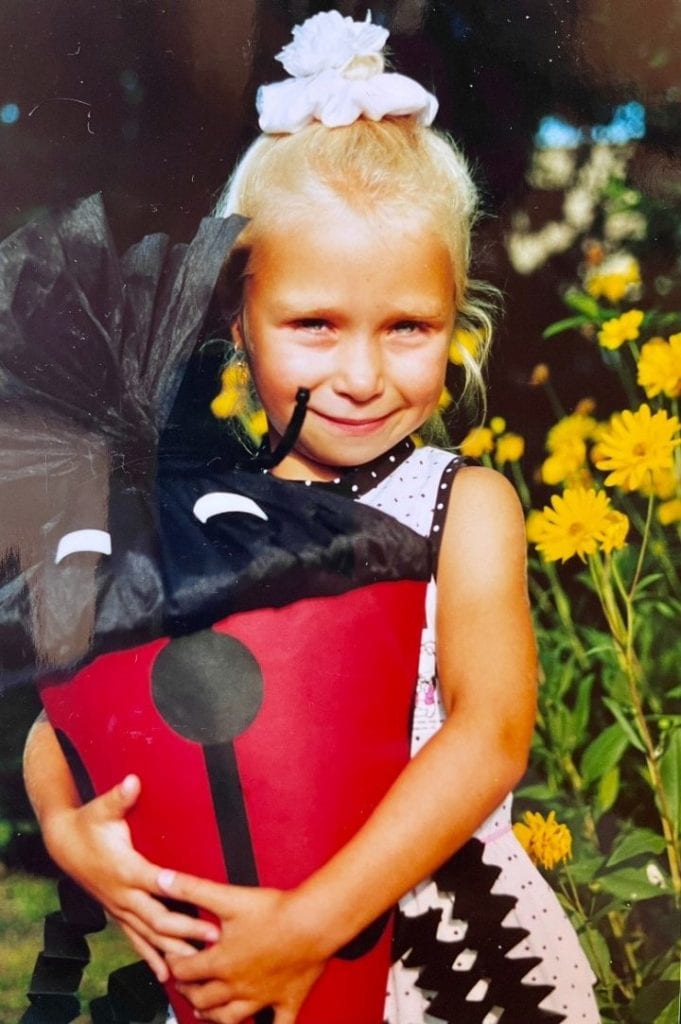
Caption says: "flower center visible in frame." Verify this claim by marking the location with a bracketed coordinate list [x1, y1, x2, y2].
[632, 442, 647, 456]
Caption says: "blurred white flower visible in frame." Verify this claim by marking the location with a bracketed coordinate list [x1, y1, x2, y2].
[646, 862, 666, 888]
[528, 147, 578, 190]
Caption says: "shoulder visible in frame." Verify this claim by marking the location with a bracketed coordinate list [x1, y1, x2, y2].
[438, 466, 528, 593]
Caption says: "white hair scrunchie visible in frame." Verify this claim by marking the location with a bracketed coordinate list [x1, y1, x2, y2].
[256, 10, 438, 134]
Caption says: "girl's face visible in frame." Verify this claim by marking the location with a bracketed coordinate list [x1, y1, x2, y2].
[234, 202, 455, 481]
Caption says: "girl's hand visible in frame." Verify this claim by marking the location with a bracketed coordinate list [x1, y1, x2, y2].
[41, 775, 220, 982]
[160, 871, 326, 1024]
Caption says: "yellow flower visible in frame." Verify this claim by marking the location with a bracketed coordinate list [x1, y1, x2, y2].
[525, 509, 546, 546]
[449, 328, 479, 366]
[600, 509, 630, 553]
[585, 252, 641, 303]
[548, 414, 598, 449]
[210, 364, 250, 419]
[598, 309, 644, 351]
[460, 426, 494, 458]
[639, 466, 678, 500]
[438, 386, 453, 411]
[529, 363, 550, 386]
[513, 810, 573, 870]
[240, 408, 268, 443]
[540, 445, 585, 487]
[495, 432, 525, 465]
[637, 334, 681, 399]
[490, 416, 506, 435]
[574, 397, 596, 416]
[659, 499, 681, 526]
[534, 487, 613, 562]
[596, 404, 681, 492]
[540, 414, 597, 486]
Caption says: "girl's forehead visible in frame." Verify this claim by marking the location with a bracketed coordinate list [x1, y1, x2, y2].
[247, 200, 451, 268]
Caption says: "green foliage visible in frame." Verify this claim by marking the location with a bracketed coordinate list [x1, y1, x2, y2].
[499, 153, 681, 1022]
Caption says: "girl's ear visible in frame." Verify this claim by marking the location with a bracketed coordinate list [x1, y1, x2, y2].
[231, 314, 245, 350]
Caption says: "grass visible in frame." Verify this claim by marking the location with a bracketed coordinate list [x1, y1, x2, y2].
[0, 868, 138, 1024]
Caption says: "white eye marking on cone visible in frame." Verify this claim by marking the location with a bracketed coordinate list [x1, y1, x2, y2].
[55, 529, 112, 564]
[193, 493, 269, 524]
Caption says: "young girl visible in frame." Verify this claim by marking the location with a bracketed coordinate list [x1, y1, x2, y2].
[23, 11, 600, 1024]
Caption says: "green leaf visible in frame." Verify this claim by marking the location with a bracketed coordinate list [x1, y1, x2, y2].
[602, 697, 648, 752]
[633, 572, 665, 593]
[542, 315, 589, 339]
[580, 723, 629, 786]
[573, 673, 595, 737]
[597, 766, 620, 813]
[659, 728, 681, 835]
[596, 866, 668, 902]
[581, 926, 615, 986]
[654, 995, 680, 1024]
[565, 854, 607, 885]
[629, 980, 680, 1023]
[563, 289, 606, 319]
[515, 782, 556, 801]
[606, 827, 667, 866]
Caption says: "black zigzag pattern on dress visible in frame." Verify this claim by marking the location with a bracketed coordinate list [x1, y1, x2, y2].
[391, 838, 566, 1024]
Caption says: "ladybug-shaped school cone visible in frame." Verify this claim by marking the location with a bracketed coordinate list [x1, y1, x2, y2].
[40, 439, 434, 1024]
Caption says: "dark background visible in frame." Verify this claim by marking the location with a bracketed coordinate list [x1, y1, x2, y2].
[1, 0, 680, 429]
[0, 0, 680, 868]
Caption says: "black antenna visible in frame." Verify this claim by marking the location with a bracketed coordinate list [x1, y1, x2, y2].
[251, 387, 310, 470]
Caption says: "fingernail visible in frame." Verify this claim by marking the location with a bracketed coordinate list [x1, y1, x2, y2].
[158, 869, 176, 891]
[205, 927, 220, 942]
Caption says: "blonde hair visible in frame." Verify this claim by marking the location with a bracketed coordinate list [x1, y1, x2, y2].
[214, 116, 496, 427]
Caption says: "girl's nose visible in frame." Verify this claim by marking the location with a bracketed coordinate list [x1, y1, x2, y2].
[333, 335, 385, 402]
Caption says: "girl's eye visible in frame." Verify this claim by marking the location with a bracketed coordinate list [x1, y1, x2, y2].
[293, 318, 331, 332]
[392, 321, 425, 335]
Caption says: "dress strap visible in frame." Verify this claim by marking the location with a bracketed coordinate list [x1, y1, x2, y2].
[429, 455, 471, 571]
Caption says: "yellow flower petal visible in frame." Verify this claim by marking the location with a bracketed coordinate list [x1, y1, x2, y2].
[513, 810, 572, 870]
[637, 335, 681, 399]
[495, 433, 525, 465]
[459, 426, 494, 459]
[597, 309, 644, 351]
[596, 404, 681, 492]
[534, 487, 613, 562]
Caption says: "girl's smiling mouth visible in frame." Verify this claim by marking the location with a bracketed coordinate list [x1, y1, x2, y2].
[309, 408, 394, 434]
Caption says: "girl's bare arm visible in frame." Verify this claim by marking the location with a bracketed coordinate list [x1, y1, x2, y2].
[23, 714, 220, 981]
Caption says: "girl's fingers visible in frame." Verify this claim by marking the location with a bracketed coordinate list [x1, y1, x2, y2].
[117, 906, 205, 958]
[166, 947, 216, 982]
[196, 1001, 257, 1024]
[175, 980, 233, 1011]
[157, 869, 229, 912]
[90, 774, 142, 821]
[273, 1009, 297, 1024]
[122, 890, 220, 944]
[119, 922, 169, 984]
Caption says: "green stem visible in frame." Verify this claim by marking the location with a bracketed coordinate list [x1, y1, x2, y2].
[627, 491, 654, 602]
[542, 380, 566, 421]
[559, 869, 628, 1008]
[510, 459, 532, 510]
[543, 561, 591, 669]
[592, 507, 681, 899]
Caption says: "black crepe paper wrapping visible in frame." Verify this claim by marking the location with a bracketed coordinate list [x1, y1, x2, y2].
[0, 194, 246, 687]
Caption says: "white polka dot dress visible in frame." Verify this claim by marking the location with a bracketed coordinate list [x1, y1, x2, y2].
[356, 443, 600, 1024]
